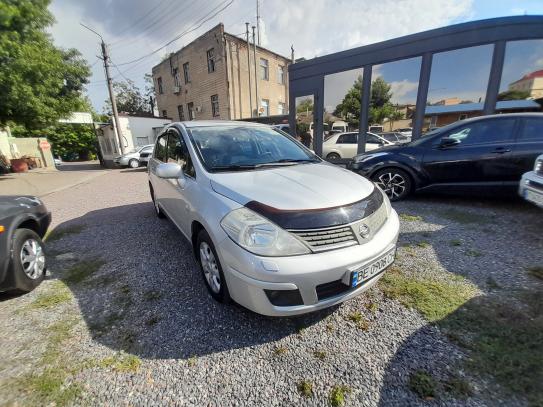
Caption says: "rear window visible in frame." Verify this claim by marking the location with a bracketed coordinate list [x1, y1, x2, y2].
[519, 118, 543, 141]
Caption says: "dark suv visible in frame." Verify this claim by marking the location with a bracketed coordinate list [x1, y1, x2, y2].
[347, 113, 543, 200]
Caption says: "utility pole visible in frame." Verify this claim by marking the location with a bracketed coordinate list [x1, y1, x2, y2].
[245, 23, 253, 117]
[291, 45, 295, 63]
[81, 23, 125, 155]
[256, 0, 261, 46]
[252, 26, 259, 116]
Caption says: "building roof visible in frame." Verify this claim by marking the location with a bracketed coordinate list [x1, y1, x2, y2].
[425, 99, 541, 115]
[511, 69, 543, 85]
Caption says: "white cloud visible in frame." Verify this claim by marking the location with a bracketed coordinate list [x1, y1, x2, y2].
[389, 80, 419, 103]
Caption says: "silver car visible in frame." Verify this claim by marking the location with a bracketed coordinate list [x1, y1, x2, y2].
[114, 144, 154, 168]
[148, 121, 399, 316]
[519, 154, 543, 208]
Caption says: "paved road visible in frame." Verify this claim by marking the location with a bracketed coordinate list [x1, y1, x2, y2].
[0, 161, 106, 197]
[1, 168, 540, 406]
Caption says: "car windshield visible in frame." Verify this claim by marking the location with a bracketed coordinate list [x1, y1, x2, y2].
[189, 125, 319, 172]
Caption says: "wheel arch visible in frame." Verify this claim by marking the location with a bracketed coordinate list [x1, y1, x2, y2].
[191, 220, 205, 260]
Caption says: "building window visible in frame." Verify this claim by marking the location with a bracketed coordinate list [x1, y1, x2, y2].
[162, 110, 167, 118]
[187, 102, 194, 120]
[277, 65, 285, 84]
[459, 113, 468, 120]
[172, 68, 180, 87]
[261, 99, 269, 116]
[260, 58, 269, 80]
[183, 62, 190, 84]
[207, 48, 215, 73]
[177, 105, 184, 121]
[157, 77, 163, 94]
[278, 102, 286, 115]
[211, 94, 219, 117]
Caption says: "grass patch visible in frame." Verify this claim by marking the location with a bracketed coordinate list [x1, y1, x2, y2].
[187, 356, 197, 367]
[450, 239, 462, 247]
[326, 323, 334, 332]
[443, 376, 473, 399]
[347, 311, 362, 323]
[436, 208, 488, 225]
[399, 213, 422, 222]
[98, 353, 141, 373]
[527, 266, 543, 280]
[409, 370, 437, 399]
[297, 380, 313, 398]
[465, 249, 483, 258]
[45, 224, 86, 242]
[273, 346, 288, 356]
[329, 385, 351, 406]
[29, 281, 72, 309]
[417, 241, 430, 248]
[379, 268, 477, 322]
[24, 369, 82, 406]
[313, 350, 326, 360]
[143, 289, 163, 301]
[63, 259, 106, 284]
[365, 301, 378, 314]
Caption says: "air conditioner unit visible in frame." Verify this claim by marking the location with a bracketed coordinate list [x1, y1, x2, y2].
[195, 106, 203, 113]
[173, 86, 180, 94]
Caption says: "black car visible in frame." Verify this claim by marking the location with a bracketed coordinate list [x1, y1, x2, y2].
[0, 196, 51, 293]
[347, 113, 543, 200]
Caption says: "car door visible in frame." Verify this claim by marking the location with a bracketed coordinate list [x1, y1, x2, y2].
[149, 133, 169, 205]
[421, 117, 517, 186]
[366, 133, 385, 151]
[510, 117, 543, 185]
[160, 128, 198, 238]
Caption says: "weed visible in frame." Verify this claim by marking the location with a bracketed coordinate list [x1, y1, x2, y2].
[187, 356, 197, 367]
[329, 385, 351, 406]
[417, 241, 430, 248]
[29, 281, 72, 309]
[24, 368, 82, 406]
[98, 353, 141, 373]
[313, 350, 326, 360]
[465, 249, 482, 257]
[297, 380, 313, 398]
[326, 323, 334, 332]
[450, 239, 462, 247]
[143, 290, 163, 301]
[443, 376, 473, 398]
[347, 311, 362, 323]
[63, 259, 106, 284]
[274, 346, 288, 355]
[45, 224, 86, 242]
[409, 370, 437, 399]
[486, 276, 501, 290]
[365, 301, 378, 314]
[527, 266, 543, 280]
[399, 213, 422, 222]
[436, 208, 488, 225]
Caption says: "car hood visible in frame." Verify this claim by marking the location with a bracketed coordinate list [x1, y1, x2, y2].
[209, 163, 375, 210]
[0, 196, 43, 219]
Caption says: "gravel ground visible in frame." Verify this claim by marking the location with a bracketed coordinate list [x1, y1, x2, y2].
[0, 168, 541, 406]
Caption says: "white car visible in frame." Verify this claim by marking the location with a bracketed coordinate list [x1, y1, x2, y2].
[322, 132, 394, 160]
[519, 154, 543, 208]
[148, 121, 399, 316]
[394, 127, 413, 138]
[114, 144, 154, 168]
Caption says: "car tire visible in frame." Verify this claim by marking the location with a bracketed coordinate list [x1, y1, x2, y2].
[10, 228, 46, 293]
[150, 186, 165, 218]
[372, 168, 412, 201]
[197, 229, 230, 304]
[129, 159, 140, 169]
[326, 152, 341, 160]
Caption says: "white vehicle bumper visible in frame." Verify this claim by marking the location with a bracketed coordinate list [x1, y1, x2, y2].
[216, 209, 400, 316]
[519, 171, 543, 208]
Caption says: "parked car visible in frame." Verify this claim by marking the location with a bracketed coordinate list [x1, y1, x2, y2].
[53, 156, 62, 167]
[137, 145, 155, 166]
[347, 113, 543, 201]
[394, 127, 413, 138]
[519, 154, 543, 208]
[148, 121, 399, 316]
[114, 144, 154, 168]
[323, 132, 394, 160]
[379, 132, 411, 143]
[272, 123, 292, 135]
[369, 125, 384, 133]
[0, 196, 51, 293]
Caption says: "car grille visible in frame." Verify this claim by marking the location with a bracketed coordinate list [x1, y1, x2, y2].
[291, 226, 358, 252]
[316, 279, 351, 301]
[140, 153, 150, 158]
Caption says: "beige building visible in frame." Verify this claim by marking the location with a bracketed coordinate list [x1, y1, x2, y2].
[508, 69, 543, 99]
[152, 23, 290, 121]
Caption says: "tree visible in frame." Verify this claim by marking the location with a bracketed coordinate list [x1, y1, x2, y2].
[0, 0, 90, 128]
[296, 98, 314, 115]
[497, 89, 530, 101]
[104, 80, 151, 116]
[334, 76, 394, 127]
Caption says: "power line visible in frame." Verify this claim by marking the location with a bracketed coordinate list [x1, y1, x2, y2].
[110, 0, 170, 41]
[115, 0, 234, 67]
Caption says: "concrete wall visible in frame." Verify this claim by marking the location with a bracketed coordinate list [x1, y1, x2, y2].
[7, 137, 54, 168]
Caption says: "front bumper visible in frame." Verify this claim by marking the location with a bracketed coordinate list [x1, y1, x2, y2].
[519, 171, 543, 208]
[216, 209, 400, 316]
[113, 156, 131, 166]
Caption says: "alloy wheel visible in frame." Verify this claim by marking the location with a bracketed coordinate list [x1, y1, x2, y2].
[20, 238, 45, 279]
[199, 242, 221, 293]
[376, 172, 406, 199]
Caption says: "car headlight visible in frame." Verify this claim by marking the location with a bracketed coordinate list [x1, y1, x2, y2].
[353, 152, 388, 163]
[220, 208, 310, 256]
[535, 159, 542, 172]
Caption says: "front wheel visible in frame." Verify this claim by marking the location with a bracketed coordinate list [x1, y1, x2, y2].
[10, 228, 46, 292]
[150, 186, 165, 218]
[326, 152, 341, 160]
[372, 168, 412, 201]
[129, 159, 140, 169]
[197, 229, 230, 303]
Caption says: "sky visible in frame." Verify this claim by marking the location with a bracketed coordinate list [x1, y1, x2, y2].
[47, 0, 543, 112]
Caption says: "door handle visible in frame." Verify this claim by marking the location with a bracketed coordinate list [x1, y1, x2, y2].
[491, 147, 511, 154]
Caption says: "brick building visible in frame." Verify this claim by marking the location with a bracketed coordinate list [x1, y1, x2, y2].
[151, 24, 290, 121]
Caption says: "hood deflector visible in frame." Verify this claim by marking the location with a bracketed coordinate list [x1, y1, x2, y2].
[245, 187, 383, 229]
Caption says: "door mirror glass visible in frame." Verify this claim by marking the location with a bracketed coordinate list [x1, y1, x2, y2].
[439, 137, 461, 148]
[156, 162, 183, 179]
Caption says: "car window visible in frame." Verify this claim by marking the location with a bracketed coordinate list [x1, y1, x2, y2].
[519, 118, 543, 141]
[446, 119, 516, 145]
[366, 133, 381, 144]
[141, 147, 153, 153]
[167, 131, 195, 177]
[154, 134, 168, 162]
[337, 133, 357, 144]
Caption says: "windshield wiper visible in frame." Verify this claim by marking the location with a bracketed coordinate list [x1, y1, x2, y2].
[211, 164, 257, 171]
[256, 158, 318, 166]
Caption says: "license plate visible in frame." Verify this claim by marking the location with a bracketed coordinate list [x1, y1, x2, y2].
[351, 247, 396, 288]
[525, 189, 543, 206]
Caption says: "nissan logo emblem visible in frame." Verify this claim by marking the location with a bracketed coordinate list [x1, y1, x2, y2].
[359, 224, 370, 238]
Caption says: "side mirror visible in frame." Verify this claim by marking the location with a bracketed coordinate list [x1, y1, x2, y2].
[439, 137, 460, 148]
[156, 162, 183, 179]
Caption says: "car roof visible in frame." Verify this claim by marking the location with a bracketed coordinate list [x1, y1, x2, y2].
[176, 120, 269, 129]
